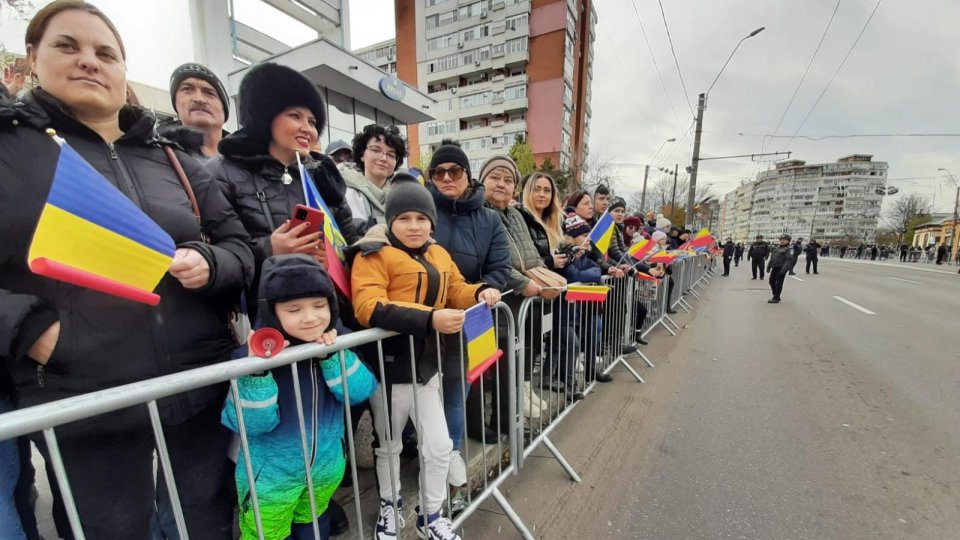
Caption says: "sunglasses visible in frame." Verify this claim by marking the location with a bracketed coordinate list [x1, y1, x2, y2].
[431, 166, 465, 183]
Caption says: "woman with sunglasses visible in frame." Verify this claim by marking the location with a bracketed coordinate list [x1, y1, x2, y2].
[424, 140, 511, 499]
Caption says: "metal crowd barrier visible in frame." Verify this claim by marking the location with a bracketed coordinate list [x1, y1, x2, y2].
[0, 259, 717, 540]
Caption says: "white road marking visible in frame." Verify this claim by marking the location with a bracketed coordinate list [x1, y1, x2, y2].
[790, 276, 805, 282]
[832, 296, 876, 315]
[838, 268, 855, 272]
[887, 276, 922, 284]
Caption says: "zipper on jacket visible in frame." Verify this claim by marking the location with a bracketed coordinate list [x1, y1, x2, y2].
[308, 361, 319, 467]
[103, 142, 143, 207]
[36, 365, 46, 389]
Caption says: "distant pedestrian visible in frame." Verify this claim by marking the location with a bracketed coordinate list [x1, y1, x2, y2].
[856, 244, 865, 259]
[767, 234, 797, 304]
[870, 245, 878, 260]
[748, 234, 770, 280]
[734, 242, 744, 266]
[722, 238, 734, 276]
[899, 244, 908, 262]
[805, 239, 820, 274]
[789, 239, 802, 274]
[936, 243, 947, 264]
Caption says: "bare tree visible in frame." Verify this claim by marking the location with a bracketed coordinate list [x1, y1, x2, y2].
[884, 194, 933, 240]
[1, 0, 35, 18]
[572, 151, 619, 193]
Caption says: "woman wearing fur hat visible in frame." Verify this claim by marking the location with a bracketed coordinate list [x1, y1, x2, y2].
[207, 62, 360, 322]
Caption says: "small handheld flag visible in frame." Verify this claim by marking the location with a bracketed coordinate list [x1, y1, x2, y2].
[565, 284, 610, 303]
[463, 303, 503, 384]
[28, 135, 175, 305]
[628, 238, 656, 261]
[647, 250, 679, 265]
[688, 228, 715, 251]
[297, 154, 352, 300]
[587, 211, 615, 254]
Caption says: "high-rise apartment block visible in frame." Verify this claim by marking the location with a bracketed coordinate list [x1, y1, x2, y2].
[371, 0, 595, 175]
[719, 155, 888, 244]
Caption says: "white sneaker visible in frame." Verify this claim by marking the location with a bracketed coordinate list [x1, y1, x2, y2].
[522, 384, 542, 419]
[375, 498, 405, 540]
[524, 381, 548, 410]
[447, 450, 467, 487]
[416, 510, 461, 540]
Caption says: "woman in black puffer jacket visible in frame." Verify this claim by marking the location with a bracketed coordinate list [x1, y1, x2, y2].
[0, 4, 253, 537]
[206, 63, 360, 321]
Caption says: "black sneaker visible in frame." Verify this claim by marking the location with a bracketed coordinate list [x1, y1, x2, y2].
[595, 373, 614, 383]
[328, 499, 349, 536]
[767, 298, 780, 304]
[622, 344, 638, 354]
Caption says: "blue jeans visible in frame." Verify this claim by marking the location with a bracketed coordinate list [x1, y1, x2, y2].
[442, 342, 467, 451]
[1, 397, 27, 540]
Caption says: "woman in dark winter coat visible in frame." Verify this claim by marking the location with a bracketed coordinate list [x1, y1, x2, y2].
[0, 3, 253, 538]
[206, 62, 360, 320]
[563, 191, 626, 279]
[519, 172, 569, 272]
[425, 141, 512, 452]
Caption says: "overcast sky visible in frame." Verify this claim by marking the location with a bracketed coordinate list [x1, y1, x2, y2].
[2, 0, 958, 213]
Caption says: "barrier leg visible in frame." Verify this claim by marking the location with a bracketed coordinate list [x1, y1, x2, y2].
[604, 355, 645, 384]
[542, 437, 582, 483]
[491, 488, 536, 540]
[42, 428, 86, 540]
[148, 400, 190, 540]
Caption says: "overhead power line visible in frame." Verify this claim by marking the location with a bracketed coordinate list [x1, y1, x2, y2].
[764, 0, 841, 153]
[628, 0, 685, 130]
[783, 0, 884, 151]
[656, 0, 695, 118]
[597, 19, 659, 142]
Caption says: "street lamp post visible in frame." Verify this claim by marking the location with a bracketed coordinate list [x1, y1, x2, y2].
[659, 165, 680, 224]
[686, 27, 765, 229]
[640, 137, 676, 213]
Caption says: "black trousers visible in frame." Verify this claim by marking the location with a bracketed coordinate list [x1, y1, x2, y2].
[35, 403, 235, 540]
[722, 257, 731, 275]
[805, 257, 818, 273]
[751, 258, 765, 279]
[768, 267, 785, 299]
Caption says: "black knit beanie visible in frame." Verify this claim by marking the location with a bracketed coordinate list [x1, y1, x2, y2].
[169, 63, 230, 121]
[238, 62, 326, 142]
[429, 142, 471, 180]
[258, 255, 339, 335]
[608, 197, 626, 212]
[385, 174, 437, 230]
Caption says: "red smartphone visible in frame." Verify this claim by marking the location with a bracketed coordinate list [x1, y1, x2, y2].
[290, 204, 325, 238]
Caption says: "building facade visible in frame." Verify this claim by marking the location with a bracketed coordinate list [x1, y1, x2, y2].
[389, 0, 596, 178]
[721, 155, 888, 244]
[190, 0, 434, 157]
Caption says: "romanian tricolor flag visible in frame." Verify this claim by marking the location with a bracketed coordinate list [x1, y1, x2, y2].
[628, 238, 656, 261]
[565, 284, 610, 303]
[587, 211, 615, 254]
[28, 139, 175, 305]
[298, 157, 352, 300]
[688, 228, 715, 252]
[636, 271, 660, 283]
[647, 250, 679, 265]
[463, 303, 503, 383]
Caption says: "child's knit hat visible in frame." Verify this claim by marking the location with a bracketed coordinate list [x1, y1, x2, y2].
[258, 254, 339, 334]
[385, 174, 437, 229]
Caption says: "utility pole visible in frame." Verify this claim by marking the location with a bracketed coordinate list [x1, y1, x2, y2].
[640, 165, 650, 214]
[686, 93, 706, 229]
[669, 164, 679, 224]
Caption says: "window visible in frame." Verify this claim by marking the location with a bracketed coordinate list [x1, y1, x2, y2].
[505, 13, 528, 32]
[504, 85, 526, 100]
[428, 0, 453, 5]
[426, 120, 457, 137]
[435, 98, 455, 113]
[563, 82, 573, 105]
[508, 112, 525, 123]
[428, 53, 459, 73]
[466, 119, 482, 130]
[427, 32, 457, 51]
[460, 92, 491, 109]
[426, 9, 457, 29]
[506, 37, 527, 54]
[458, 1, 485, 19]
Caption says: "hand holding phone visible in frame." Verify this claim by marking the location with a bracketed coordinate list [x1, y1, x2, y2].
[289, 204, 325, 238]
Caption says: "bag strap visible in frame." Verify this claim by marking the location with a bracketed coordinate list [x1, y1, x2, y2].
[163, 146, 209, 243]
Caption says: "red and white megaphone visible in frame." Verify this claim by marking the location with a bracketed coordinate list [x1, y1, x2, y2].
[249, 328, 286, 358]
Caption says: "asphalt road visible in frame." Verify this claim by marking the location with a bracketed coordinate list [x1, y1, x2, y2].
[467, 257, 960, 539]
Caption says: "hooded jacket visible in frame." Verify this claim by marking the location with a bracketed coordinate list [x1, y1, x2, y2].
[427, 181, 512, 290]
[207, 129, 360, 316]
[0, 89, 254, 429]
[349, 224, 484, 384]
[222, 256, 376, 539]
[340, 163, 388, 231]
[748, 240, 770, 260]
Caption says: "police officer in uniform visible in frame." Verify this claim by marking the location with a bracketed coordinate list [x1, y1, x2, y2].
[747, 234, 770, 280]
[767, 234, 797, 303]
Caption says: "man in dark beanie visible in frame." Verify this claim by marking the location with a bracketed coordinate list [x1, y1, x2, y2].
[163, 63, 231, 158]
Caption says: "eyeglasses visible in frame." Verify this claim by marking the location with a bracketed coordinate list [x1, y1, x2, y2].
[365, 145, 398, 161]
[431, 166, 465, 182]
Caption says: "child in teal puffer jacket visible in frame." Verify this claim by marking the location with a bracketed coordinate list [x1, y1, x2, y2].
[222, 255, 377, 540]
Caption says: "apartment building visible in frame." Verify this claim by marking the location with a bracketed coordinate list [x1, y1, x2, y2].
[722, 155, 888, 243]
[385, 0, 596, 177]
